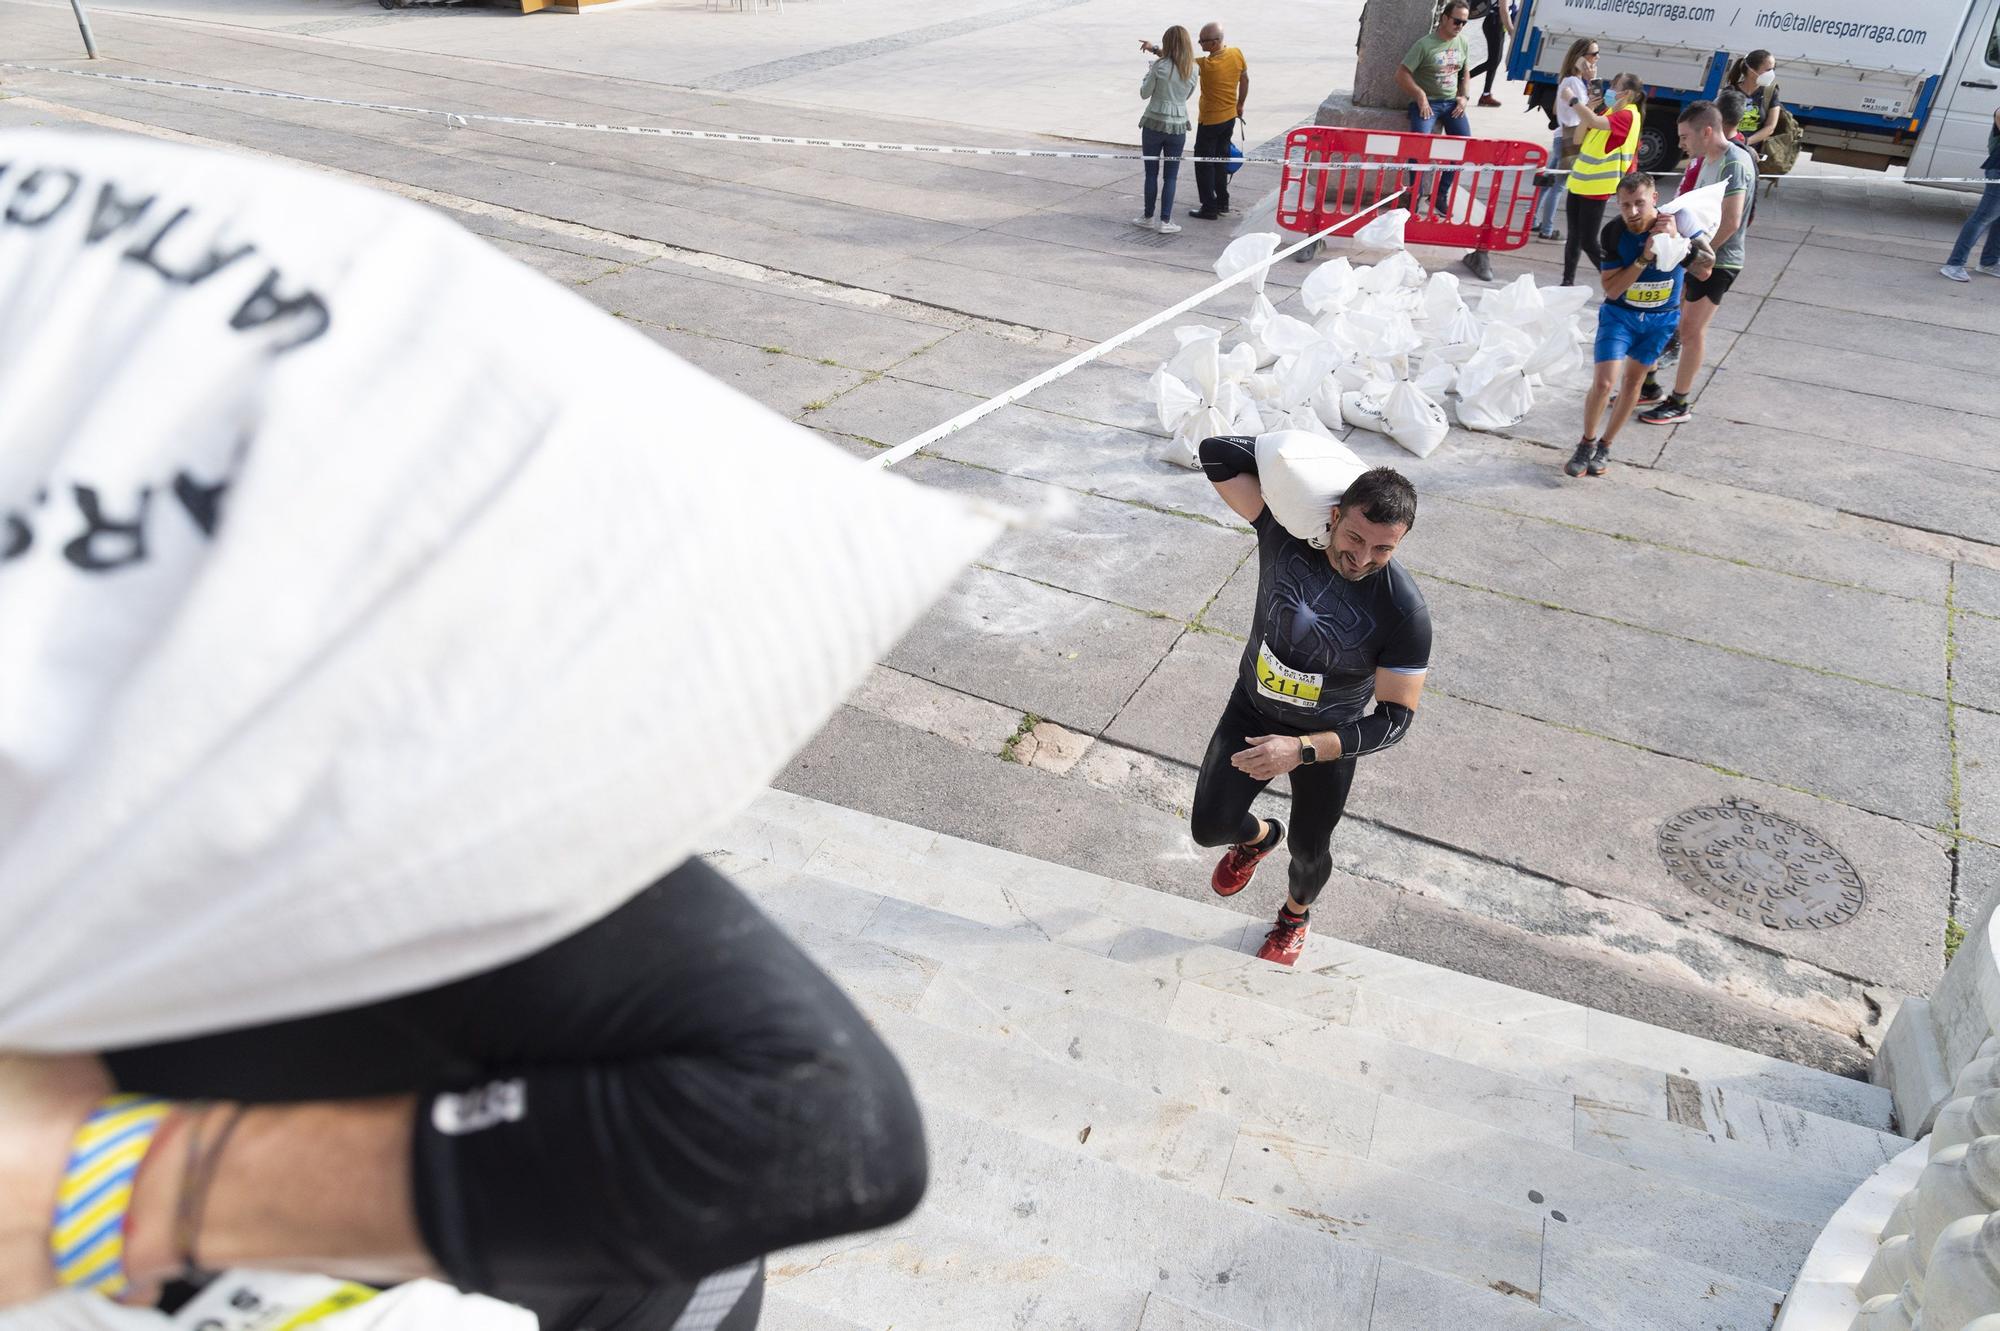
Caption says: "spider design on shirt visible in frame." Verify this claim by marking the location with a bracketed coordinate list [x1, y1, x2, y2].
[1268, 547, 1376, 672]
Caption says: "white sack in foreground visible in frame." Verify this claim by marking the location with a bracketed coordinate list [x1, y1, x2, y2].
[1254, 430, 1368, 548]
[0, 129, 1001, 1051]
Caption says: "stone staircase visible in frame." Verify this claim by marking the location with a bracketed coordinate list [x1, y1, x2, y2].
[714, 790, 1908, 1331]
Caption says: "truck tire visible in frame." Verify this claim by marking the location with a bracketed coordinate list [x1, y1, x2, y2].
[1637, 113, 1680, 177]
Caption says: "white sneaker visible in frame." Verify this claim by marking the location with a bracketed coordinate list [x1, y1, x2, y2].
[1942, 264, 1971, 282]
[1157, 220, 1182, 234]
[1130, 215, 1156, 229]
[1976, 262, 2000, 278]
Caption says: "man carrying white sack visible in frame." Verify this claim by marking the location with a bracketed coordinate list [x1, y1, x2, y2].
[1567, 172, 1714, 478]
[1190, 439, 1432, 967]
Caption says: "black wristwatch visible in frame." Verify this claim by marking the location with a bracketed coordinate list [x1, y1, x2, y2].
[1298, 736, 1319, 765]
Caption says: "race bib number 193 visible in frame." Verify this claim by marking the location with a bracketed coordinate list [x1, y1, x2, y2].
[1255, 640, 1323, 708]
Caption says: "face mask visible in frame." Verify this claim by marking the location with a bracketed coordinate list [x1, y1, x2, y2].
[1756, 68, 1777, 89]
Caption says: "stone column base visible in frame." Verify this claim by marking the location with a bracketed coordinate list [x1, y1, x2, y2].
[1313, 93, 1414, 133]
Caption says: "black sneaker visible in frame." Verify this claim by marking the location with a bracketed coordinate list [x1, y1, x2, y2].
[1190, 209, 1222, 221]
[1638, 379, 1664, 404]
[1638, 397, 1691, 426]
[1657, 334, 1681, 367]
[1586, 443, 1610, 476]
[1564, 440, 1595, 476]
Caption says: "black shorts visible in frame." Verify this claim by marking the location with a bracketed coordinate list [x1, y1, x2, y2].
[1683, 266, 1739, 304]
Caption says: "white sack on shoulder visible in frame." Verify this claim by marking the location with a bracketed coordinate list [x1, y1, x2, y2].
[1300, 256, 1358, 315]
[1353, 207, 1410, 250]
[1253, 430, 1369, 548]
[0, 129, 1002, 1051]
[1649, 233, 1693, 272]
[1658, 181, 1725, 239]
[1215, 232, 1282, 296]
[1382, 381, 1450, 459]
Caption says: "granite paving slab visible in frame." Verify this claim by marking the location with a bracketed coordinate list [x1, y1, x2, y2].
[808, 375, 987, 447]
[884, 567, 1186, 732]
[1745, 299, 2000, 375]
[1958, 705, 2000, 847]
[1656, 416, 2000, 548]
[1960, 565, 2000, 620]
[1768, 243, 2000, 336]
[1413, 575, 1949, 825]
[1956, 609, 2000, 715]
[634, 328, 868, 420]
[1684, 368, 2000, 473]
[899, 457, 1252, 620]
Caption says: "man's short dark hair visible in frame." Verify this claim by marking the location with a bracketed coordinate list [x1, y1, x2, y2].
[1679, 99, 1725, 132]
[1616, 171, 1656, 196]
[1442, 1, 1471, 15]
[1338, 468, 1418, 531]
[1715, 90, 1747, 129]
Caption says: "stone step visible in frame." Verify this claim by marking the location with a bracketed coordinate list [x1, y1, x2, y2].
[731, 789, 1895, 1132]
[918, 1101, 1597, 1331]
[727, 850, 1877, 1209]
[767, 886, 1824, 1314]
[720, 797, 1901, 1155]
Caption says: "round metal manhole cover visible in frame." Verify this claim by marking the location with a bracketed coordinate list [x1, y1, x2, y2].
[1658, 801, 1866, 930]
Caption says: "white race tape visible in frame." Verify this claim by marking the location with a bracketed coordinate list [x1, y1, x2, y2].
[8, 63, 1992, 183]
[872, 195, 1401, 470]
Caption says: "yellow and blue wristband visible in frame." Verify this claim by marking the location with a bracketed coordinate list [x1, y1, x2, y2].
[50, 1094, 174, 1298]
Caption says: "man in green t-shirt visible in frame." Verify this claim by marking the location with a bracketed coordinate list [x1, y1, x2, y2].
[1395, 2, 1479, 270]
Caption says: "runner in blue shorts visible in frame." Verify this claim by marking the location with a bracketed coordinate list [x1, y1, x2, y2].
[1567, 173, 1714, 477]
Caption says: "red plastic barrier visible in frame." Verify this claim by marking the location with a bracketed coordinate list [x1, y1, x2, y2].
[1276, 125, 1548, 253]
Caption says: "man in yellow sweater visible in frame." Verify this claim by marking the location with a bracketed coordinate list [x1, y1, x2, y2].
[1189, 22, 1249, 221]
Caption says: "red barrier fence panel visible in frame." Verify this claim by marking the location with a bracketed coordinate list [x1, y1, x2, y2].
[1276, 125, 1548, 254]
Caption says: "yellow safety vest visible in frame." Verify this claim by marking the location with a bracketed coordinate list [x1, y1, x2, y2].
[1567, 109, 1641, 197]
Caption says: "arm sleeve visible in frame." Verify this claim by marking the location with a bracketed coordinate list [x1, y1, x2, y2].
[1333, 605, 1431, 759]
[1198, 434, 1259, 482]
[1141, 62, 1159, 97]
[409, 858, 928, 1295]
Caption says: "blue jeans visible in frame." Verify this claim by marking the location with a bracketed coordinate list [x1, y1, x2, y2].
[1946, 169, 2000, 269]
[1141, 127, 1186, 221]
[1532, 130, 1565, 235]
[1407, 103, 1473, 214]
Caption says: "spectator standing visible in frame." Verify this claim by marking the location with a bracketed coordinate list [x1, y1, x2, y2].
[1941, 107, 2000, 281]
[1468, 0, 1516, 107]
[1531, 38, 1599, 242]
[1135, 27, 1198, 234]
[1189, 22, 1248, 220]
[1726, 50, 1782, 155]
[1640, 101, 1755, 425]
[1561, 71, 1644, 286]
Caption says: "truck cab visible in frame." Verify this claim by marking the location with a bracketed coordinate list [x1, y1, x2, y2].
[1509, 0, 2000, 189]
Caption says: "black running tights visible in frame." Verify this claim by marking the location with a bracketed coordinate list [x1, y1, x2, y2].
[1563, 193, 1607, 286]
[1189, 685, 1358, 908]
[1469, 9, 1507, 95]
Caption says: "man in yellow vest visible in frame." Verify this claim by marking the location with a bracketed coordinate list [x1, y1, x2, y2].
[1560, 72, 1645, 287]
[1189, 23, 1249, 221]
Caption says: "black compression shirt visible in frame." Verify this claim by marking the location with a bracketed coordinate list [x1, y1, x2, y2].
[103, 857, 926, 1331]
[1237, 507, 1432, 730]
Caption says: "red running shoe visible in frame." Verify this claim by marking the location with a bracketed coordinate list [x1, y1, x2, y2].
[1210, 822, 1282, 897]
[1257, 912, 1309, 966]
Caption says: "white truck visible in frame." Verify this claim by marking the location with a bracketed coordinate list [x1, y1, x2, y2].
[1507, 0, 2000, 184]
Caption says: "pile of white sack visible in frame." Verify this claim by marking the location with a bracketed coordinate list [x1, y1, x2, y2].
[1152, 209, 1594, 465]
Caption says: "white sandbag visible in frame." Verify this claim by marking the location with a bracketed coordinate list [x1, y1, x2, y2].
[1430, 304, 1487, 365]
[1360, 250, 1426, 294]
[1300, 256, 1358, 315]
[0, 128, 1002, 1051]
[1264, 404, 1334, 438]
[1149, 366, 1203, 432]
[1649, 232, 1693, 272]
[1252, 430, 1369, 548]
[1353, 207, 1410, 250]
[1456, 366, 1536, 431]
[1414, 358, 1459, 399]
[1658, 180, 1725, 239]
[1166, 403, 1229, 469]
[1334, 352, 1397, 393]
[1341, 390, 1392, 437]
[1477, 273, 1547, 327]
[1382, 380, 1450, 459]
[1536, 284, 1594, 323]
[1167, 326, 1224, 399]
[1311, 376, 1347, 430]
[1234, 293, 1283, 367]
[1454, 323, 1540, 401]
[1272, 340, 1340, 414]
[1215, 232, 1282, 296]
[1418, 270, 1464, 324]
[1342, 308, 1424, 361]
[1521, 323, 1589, 387]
